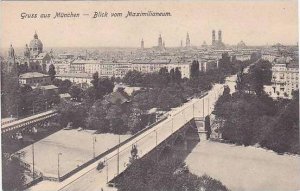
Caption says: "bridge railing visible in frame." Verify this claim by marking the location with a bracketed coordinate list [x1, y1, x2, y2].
[1, 110, 57, 134]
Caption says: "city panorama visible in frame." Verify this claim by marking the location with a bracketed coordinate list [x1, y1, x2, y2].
[1, 1, 299, 191]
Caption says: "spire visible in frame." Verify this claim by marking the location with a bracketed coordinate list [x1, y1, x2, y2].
[24, 44, 30, 58]
[186, 32, 190, 47]
[158, 34, 163, 48]
[8, 44, 15, 58]
[34, 31, 38, 39]
[141, 38, 144, 49]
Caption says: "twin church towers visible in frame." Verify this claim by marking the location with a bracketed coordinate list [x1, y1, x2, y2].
[212, 30, 225, 49]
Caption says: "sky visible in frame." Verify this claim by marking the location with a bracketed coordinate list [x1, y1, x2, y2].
[0, 0, 298, 49]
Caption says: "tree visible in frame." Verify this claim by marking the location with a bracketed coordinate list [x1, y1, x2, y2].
[69, 85, 83, 101]
[94, 78, 114, 99]
[169, 68, 175, 82]
[2, 153, 26, 191]
[86, 100, 109, 132]
[158, 67, 170, 86]
[91, 72, 99, 88]
[56, 101, 88, 128]
[174, 67, 182, 83]
[190, 60, 199, 78]
[58, 79, 72, 93]
[48, 64, 56, 81]
[123, 70, 143, 86]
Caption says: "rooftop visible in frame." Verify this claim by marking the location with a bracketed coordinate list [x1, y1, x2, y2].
[56, 72, 93, 78]
[19, 72, 49, 79]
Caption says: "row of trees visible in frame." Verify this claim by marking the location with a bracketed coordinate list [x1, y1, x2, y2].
[214, 60, 299, 154]
[123, 67, 182, 88]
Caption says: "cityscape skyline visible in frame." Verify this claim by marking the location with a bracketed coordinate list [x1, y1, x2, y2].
[1, 1, 298, 49]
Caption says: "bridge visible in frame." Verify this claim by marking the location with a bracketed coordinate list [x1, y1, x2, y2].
[27, 81, 227, 191]
[1, 110, 57, 135]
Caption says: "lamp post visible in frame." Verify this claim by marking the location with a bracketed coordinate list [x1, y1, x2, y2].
[57, 153, 62, 181]
[202, 98, 205, 118]
[105, 160, 108, 183]
[207, 97, 210, 115]
[171, 118, 174, 133]
[117, 134, 120, 175]
[32, 143, 35, 179]
[93, 137, 96, 158]
[154, 130, 158, 146]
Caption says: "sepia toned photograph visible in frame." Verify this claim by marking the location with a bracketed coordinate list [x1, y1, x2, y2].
[0, 1, 299, 191]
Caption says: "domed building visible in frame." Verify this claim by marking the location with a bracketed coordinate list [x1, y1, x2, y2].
[29, 32, 43, 57]
[237, 40, 247, 49]
[22, 32, 52, 72]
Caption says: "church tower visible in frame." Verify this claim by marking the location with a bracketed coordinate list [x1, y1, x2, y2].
[141, 38, 144, 50]
[8, 44, 16, 73]
[158, 34, 163, 49]
[218, 30, 222, 43]
[212, 30, 216, 46]
[186, 32, 190, 47]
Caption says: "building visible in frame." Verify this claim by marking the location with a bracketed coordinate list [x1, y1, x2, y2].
[186, 33, 191, 47]
[52, 59, 72, 74]
[234, 53, 252, 61]
[131, 59, 191, 78]
[158, 34, 163, 48]
[23, 32, 52, 72]
[84, 60, 132, 78]
[70, 59, 87, 73]
[211, 30, 225, 49]
[199, 59, 219, 72]
[153, 34, 165, 51]
[56, 72, 93, 86]
[265, 57, 299, 99]
[19, 72, 51, 86]
[237, 40, 247, 49]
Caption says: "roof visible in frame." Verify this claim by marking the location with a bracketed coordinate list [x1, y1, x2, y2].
[19, 72, 49, 79]
[35, 52, 49, 60]
[59, 93, 71, 98]
[131, 59, 171, 64]
[72, 60, 100, 64]
[103, 91, 130, 105]
[56, 73, 93, 79]
[40, 85, 58, 90]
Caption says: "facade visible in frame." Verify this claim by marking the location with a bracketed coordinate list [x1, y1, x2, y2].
[19, 72, 51, 86]
[52, 59, 72, 74]
[84, 60, 131, 78]
[199, 59, 219, 72]
[56, 73, 93, 86]
[265, 57, 299, 99]
[131, 59, 191, 78]
[234, 53, 251, 61]
[70, 60, 87, 73]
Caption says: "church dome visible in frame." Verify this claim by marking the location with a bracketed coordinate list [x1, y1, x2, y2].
[29, 32, 43, 51]
[237, 40, 246, 48]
